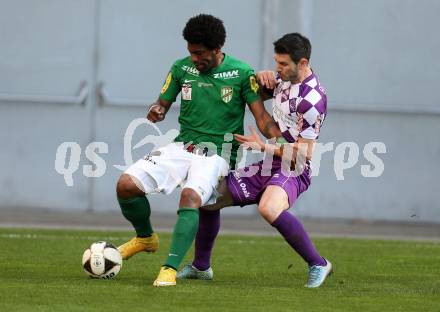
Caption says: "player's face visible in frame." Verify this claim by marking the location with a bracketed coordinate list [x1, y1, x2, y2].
[187, 43, 218, 72]
[274, 53, 300, 83]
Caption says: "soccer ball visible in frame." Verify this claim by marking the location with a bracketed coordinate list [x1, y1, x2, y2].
[82, 241, 122, 279]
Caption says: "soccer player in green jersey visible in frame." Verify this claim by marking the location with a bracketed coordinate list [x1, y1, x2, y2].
[115, 14, 281, 286]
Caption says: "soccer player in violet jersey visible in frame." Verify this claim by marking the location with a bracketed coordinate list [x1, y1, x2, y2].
[179, 33, 332, 288]
[115, 14, 281, 286]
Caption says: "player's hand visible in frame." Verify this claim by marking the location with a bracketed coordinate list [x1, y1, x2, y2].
[234, 126, 265, 151]
[147, 104, 166, 123]
[256, 71, 276, 90]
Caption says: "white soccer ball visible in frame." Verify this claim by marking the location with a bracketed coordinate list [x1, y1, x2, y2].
[82, 241, 122, 279]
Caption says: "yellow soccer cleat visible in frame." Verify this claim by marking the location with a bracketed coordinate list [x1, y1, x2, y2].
[153, 267, 177, 287]
[117, 233, 159, 260]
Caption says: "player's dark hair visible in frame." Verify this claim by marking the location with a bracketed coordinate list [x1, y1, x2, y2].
[183, 14, 226, 50]
[273, 33, 312, 64]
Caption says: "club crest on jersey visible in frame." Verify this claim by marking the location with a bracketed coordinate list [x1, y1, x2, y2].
[221, 86, 233, 103]
[182, 83, 192, 101]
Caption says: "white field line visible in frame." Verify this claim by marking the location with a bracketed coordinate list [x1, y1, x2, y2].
[0, 233, 261, 245]
[0, 233, 131, 241]
[2, 233, 438, 248]
[1, 231, 439, 243]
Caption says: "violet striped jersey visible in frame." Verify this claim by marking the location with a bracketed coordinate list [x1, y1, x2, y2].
[272, 72, 327, 143]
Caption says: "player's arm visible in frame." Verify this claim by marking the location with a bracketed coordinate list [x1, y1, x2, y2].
[276, 137, 315, 174]
[242, 70, 281, 139]
[247, 99, 281, 139]
[256, 70, 276, 101]
[147, 98, 172, 123]
[234, 126, 315, 169]
[147, 63, 181, 123]
[274, 137, 315, 167]
[147, 98, 173, 122]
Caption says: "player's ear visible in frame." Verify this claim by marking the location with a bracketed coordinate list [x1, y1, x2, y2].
[298, 58, 308, 69]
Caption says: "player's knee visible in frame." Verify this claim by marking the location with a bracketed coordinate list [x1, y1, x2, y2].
[116, 174, 143, 199]
[180, 188, 202, 208]
[258, 203, 281, 223]
[258, 204, 272, 221]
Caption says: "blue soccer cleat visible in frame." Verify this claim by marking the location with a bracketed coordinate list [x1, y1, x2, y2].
[176, 263, 213, 280]
[305, 258, 333, 288]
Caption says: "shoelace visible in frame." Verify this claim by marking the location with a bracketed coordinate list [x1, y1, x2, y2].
[308, 266, 323, 281]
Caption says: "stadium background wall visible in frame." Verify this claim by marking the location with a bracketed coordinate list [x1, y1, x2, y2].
[0, 0, 439, 222]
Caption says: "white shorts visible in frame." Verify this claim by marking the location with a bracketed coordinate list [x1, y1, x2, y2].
[124, 142, 229, 205]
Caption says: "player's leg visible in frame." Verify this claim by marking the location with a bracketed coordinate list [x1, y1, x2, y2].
[177, 178, 234, 280]
[153, 153, 228, 286]
[193, 178, 234, 269]
[178, 163, 266, 280]
[260, 182, 331, 287]
[116, 173, 158, 260]
[117, 143, 190, 260]
[166, 187, 201, 270]
[116, 173, 153, 236]
[153, 187, 202, 287]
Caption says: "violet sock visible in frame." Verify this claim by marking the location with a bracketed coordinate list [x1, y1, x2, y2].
[271, 210, 326, 266]
[192, 209, 221, 271]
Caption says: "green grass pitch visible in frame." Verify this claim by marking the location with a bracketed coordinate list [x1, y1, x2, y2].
[0, 228, 439, 312]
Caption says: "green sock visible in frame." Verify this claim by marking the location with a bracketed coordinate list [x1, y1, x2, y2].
[165, 208, 199, 270]
[118, 196, 153, 236]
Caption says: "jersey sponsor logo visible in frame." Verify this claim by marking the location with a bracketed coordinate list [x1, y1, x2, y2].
[221, 86, 233, 103]
[198, 82, 213, 88]
[236, 178, 251, 198]
[296, 113, 304, 133]
[239, 182, 251, 198]
[181, 65, 199, 76]
[213, 70, 239, 79]
[182, 83, 192, 101]
[144, 155, 156, 164]
[273, 104, 295, 128]
[143, 150, 161, 164]
[250, 75, 259, 93]
[289, 98, 297, 113]
[161, 72, 172, 94]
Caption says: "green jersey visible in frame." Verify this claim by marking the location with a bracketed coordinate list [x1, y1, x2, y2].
[159, 54, 260, 166]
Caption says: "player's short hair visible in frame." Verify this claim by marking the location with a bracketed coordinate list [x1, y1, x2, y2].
[273, 33, 312, 64]
[183, 14, 226, 50]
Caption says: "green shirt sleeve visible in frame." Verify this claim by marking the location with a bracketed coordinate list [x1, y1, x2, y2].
[159, 62, 181, 103]
[241, 69, 261, 105]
